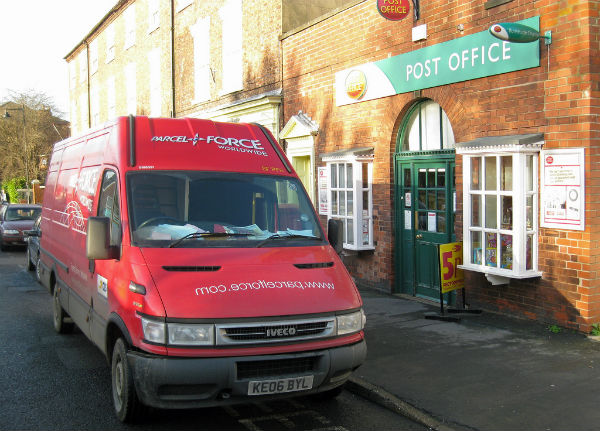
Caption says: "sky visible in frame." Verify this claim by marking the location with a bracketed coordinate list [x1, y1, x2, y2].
[0, 0, 117, 119]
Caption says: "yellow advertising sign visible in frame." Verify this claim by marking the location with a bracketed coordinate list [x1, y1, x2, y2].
[439, 242, 465, 293]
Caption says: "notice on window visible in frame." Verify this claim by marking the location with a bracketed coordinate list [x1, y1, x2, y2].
[318, 167, 328, 215]
[541, 148, 585, 231]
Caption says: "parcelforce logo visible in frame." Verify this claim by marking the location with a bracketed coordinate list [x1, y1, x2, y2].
[151, 134, 268, 156]
[266, 327, 297, 337]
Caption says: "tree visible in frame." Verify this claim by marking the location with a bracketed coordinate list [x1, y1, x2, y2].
[0, 89, 70, 187]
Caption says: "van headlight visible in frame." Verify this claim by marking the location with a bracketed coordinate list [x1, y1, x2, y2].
[336, 309, 366, 335]
[168, 323, 214, 346]
[141, 316, 166, 344]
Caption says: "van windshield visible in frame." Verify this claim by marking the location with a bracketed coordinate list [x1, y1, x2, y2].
[127, 171, 325, 248]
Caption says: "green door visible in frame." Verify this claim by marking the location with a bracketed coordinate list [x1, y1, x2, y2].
[396, 157, 455, 300]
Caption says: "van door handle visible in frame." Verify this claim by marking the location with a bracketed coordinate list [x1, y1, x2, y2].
[415, 234, 423, 239]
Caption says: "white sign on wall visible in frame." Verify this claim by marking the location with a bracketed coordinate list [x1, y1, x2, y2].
[318, 167, 328, 215]
[540, 148, 585, 230]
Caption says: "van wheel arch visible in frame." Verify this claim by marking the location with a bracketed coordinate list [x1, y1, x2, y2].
[106, 313, 133, 363]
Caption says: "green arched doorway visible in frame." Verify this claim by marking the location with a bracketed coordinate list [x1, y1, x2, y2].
[394, 99, 457, 300]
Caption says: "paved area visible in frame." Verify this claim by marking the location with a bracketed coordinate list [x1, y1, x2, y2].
[347, 288, 600, 431]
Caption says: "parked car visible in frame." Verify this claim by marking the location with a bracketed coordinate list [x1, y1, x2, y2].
[24, 215, 42, 280]
[0, 204, 42, 251]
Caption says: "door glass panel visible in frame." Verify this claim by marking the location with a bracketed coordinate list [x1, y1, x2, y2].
[437, 191, 446, 210]
[485, 232, 497, 267]
[501, 156, 512, 191]
[471, 157, 481, 190]
[418, 211, 427, 230]
[427, 169, 435, 187]
[471, 231, 482, 264]
[418, 169, 426, 187]
[427, 190, 436, 209]
[485, 195, 497, 229]
[418, 190, 426, 211]
[437, 169, 446, 187]
[485, 157, 497, 191]
[501, 196, 512, 230]
[501, 234, 513, 269]
[403, 168, 411, 186]
[437, 214, 446, 233]
[472, 195, 481, 226]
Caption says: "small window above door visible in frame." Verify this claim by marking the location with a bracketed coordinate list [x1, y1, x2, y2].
[402, 100, 455, 152]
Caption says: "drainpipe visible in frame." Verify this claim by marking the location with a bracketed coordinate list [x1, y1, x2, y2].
[170, 0, 176, 118]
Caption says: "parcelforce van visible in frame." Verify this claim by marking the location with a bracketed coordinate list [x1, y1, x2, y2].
[39, 116, 366, 422]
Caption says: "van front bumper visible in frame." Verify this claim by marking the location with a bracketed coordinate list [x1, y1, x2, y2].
[127, 339, 366, 409]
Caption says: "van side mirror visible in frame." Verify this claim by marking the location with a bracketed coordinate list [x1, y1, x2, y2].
[327, 218, 343, 254]
[87, 217, 119, 260]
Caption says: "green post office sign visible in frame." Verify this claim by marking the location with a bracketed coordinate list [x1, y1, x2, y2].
[336, 17, 540, 106]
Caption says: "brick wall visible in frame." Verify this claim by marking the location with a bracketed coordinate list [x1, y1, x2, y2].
[282, 0, 600, 331]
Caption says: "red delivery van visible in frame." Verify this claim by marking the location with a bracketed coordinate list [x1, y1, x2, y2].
[39, 116, 366, 422]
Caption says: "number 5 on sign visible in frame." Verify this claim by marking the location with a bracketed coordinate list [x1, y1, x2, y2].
[439, 242, 465, 293]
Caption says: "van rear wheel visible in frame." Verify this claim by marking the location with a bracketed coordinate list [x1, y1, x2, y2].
[52, 287, 74, 334]
[112, 338, 144, 423]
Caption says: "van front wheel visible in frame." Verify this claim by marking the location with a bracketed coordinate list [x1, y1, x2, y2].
[112, 338, 144, 423]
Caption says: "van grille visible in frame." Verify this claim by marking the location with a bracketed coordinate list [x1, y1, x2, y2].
[216, 317, 335, 345]
[237, 357, 318, 379]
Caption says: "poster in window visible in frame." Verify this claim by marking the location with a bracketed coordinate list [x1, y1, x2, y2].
[540, 148, 584, 230]
[318, 167, 329, 215]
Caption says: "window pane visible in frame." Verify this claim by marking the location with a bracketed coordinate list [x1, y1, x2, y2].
[347, 191, 354, 216]
[331, 190, 338, 214]
[347, 219, 354, 244]
[339, 164, 345, 188]
[347, 163, 353, 189]
[471, 195, 481, 226]
[362, 219, 370, 245]
[437, 191, 446, 211]
[526, 155, 534, 192]
[331, 164, 337, 188]
[526, 195, 533, 229]
[501, 234, 513, 270]
[485, 157, 497, 191]
[501, 196, 512, 230]
[340, 190, 346, 215]
[421, 101, 441, 150]
[526, 234, 533, 270]
[471, 231, 482, 265]
[363, 163, 369, 186]
[362, 191, 369, 214]
[418, 212, 427, 230]
[403, 107, 420, 151]
[501, 156, 512, 191]
[442, 111, 455, 149]
[486, 232, 497, 267]
[418, 190, 426, 210]
[437, 213, 446, 233]
[471, 158, 481, 190]
[485, 195, 497, 229]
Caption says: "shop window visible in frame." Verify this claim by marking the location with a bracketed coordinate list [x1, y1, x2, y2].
[322, 148, 374, 251]
[456, 135, 543, 284]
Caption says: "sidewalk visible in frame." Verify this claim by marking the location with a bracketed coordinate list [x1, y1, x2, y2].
[347, 288, 600, 431]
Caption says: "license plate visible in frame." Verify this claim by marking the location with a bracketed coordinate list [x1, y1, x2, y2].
[248, 375, 314, 396]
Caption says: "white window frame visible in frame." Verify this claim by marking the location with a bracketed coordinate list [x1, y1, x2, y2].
[456, 135, 544, 284]
[148, 48, 161, 116]
[89, 39, 98, 75]
[190, 16, 211, 103]
[148, 0, 160, 33]
[124, 4, 136, 49]
[323, 149, 374, 251]
[125, 62, 137, 115]
[219, 0, 243, 95]
[106, 23, 115, 63]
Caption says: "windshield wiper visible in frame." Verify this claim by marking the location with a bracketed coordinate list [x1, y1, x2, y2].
[169, 232, 250, 248]
[256, 233, 321, 248]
